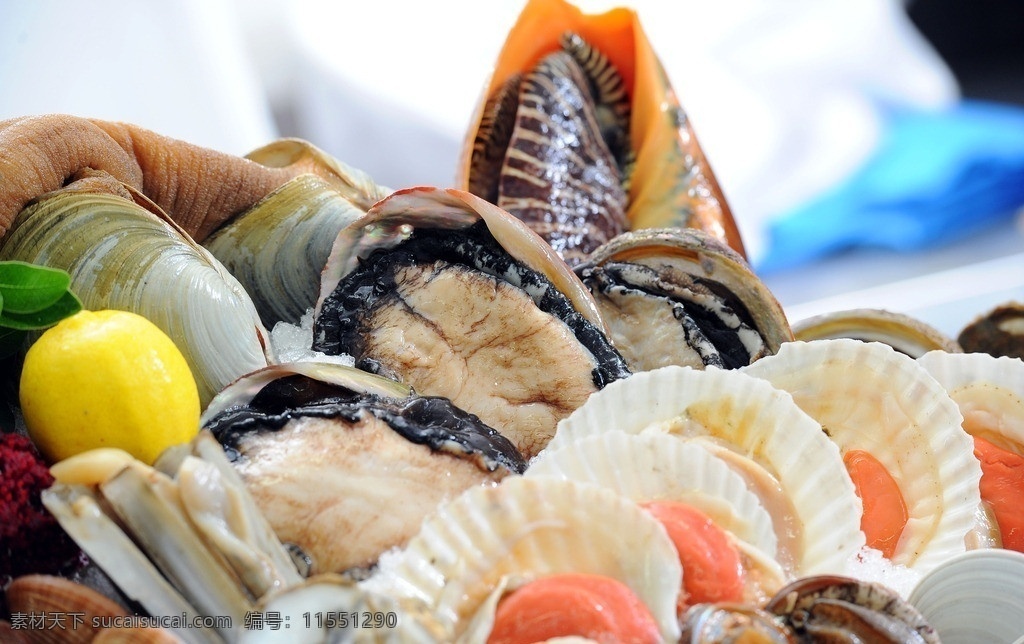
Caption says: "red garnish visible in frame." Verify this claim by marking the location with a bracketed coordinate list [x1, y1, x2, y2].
[0, 433, 81, 586]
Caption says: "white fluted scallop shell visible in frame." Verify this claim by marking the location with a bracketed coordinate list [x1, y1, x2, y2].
[363, 476, 682, 643]
[742, 339, 981, 574]
[546, 365, 864, 577]
[917, 350, 1024, 448]
[527, 431, 779, 565]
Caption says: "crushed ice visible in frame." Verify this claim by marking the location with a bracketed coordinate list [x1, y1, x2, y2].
[269, 309, 355, 367]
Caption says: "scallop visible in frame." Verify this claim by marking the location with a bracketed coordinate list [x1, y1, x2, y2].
[742, 339, 982, 574]
[527, 431, 781, 576]
[917, 350, 1024, 452]
[546, 365, 864, 577]
[363, 476, 683, 642]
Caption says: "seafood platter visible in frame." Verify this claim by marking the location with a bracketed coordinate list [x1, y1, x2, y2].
[2, 0, 1024, 642]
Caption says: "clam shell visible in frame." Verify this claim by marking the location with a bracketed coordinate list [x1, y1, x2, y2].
[6, 575, 128, 644]
[908, 548, 1024, 644]
[204, 174, 369, 327]
[0, 191, 270, 405]
[792, 308, 962, 358]
[546, 364, 864, 576]
[917, 350, 1024, 449]
[527, 431, 779, 562]
[743, 340, 981, 574]
[365, 476, 682, 642]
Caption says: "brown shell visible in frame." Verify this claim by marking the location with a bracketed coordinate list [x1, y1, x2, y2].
[5, 575, 129, 644]
[458, 0, 745, 258]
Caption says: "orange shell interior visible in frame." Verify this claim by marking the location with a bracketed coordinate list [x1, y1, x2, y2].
[457, 0, 746, 259]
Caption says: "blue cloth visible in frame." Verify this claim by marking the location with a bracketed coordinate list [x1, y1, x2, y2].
[755, 100, 1024, 274]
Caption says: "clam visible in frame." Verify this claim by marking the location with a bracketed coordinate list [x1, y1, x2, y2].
[792, 308, 962, 358]
[364, 476, 683, 642]
[460, 0, 744, 264]
[0, 190, 270, 406]
[5, 575, 129, 644]
[765, 576, 940, 643]
[312, 186, 630, 458]
[743, 340, 982, 574]
[547, 365, 866, 577]
[203, 361, 525, 576]
[203, 139, 392, 328]
[574, 228, 792, 371]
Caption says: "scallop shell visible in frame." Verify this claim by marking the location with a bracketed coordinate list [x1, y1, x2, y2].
[527, 431, 779, 563]
[917, 350, 1024, 449]
[546, 365, 864, 576]
[742, 339, 981, 574]
[364, 476, 682, 642]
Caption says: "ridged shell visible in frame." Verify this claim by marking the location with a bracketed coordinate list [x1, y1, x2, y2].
[0, 191, 270, 405]
[6, 575, 128, 644]
[917, 350, 1024, 449]
[792, 308, 962, 358]
[203, 174, 369, 327]
[364, 476, 682, 642]
[743, 340, 981, 574]
[547, 365, 864, 576]
[908, 548, 1024, 644]
[527, 431, 779, 563]
[458, 0, 745, 257]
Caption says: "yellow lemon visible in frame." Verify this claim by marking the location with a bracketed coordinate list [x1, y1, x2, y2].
[19, 309, 200, 464]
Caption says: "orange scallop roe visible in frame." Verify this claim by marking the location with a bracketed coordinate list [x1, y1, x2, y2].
[487, 572, 661, 644]
[843, 449, 909, 559]
[973, 435, 1024, 552]
[640, 500, 744, 611]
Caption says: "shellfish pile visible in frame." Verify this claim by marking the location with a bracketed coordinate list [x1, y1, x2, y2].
[2, 0, 1023, 642]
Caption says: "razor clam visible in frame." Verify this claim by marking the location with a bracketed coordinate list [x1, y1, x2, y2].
[312, 187, 630, 458]
[461, 0, 745, 263]
[41, 484, 224, 644]
[203, 140, 392, 328]
[792, 308, 962, 358]
[99, 462, 254, 638]
[0, 190, 269, 406]
[204, 361, 526, 576]
[575, 228, 792, 371]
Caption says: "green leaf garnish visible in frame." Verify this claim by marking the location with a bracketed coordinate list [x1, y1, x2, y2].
[0, 261, 73, 314]
[0, 290, 83, 330]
